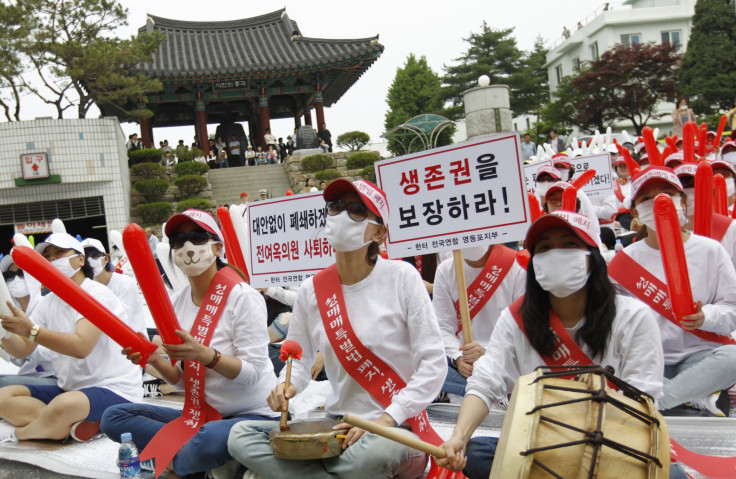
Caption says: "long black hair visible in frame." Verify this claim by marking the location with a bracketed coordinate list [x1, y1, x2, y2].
[520, 246, 616, 359]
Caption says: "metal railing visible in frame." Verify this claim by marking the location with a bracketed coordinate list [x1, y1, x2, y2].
[548, 0, 630, 50]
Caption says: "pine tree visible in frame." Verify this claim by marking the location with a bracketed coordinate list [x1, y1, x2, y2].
[679, 0, 736, 114]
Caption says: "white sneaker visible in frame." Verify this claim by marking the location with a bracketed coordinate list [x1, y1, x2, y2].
[0, 427, 18, 443]
[688, 391, 729, 417]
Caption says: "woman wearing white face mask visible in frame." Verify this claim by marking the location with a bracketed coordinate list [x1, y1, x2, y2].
[436, 210, 664, 478]
[82, 238, 147, 336]
[609, 166, 736, 417]
[432, 241, 525, 402]
[228, 179, 447, 478]
[0, 233, 141, 443]
[101, 209, 277, 478]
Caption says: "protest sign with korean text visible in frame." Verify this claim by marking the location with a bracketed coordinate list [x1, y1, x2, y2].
[568, 153, 614, 197]
[247, 192, 334, 288]
[523, 159, 553, 194]
[375, 133, 531, 258]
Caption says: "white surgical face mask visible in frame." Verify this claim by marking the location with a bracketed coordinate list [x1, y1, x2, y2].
[635, 195, 687, 232]
[7, 277, 29, 298]
[533, 249, 591, 298]
[173, 241, 217, 277]
[50, 255, 81, 278]
[640, 163, 651, 170]
[723, 151, 736, 165]
[684, 187, 695, 218]
[680, 104, 688, 110]
[536, 181, 555, 197]
[462, 245, 488, 262]
[324, 211, 379, 253]
[88, 257, 104, 278]
[556, 168, 570, 182]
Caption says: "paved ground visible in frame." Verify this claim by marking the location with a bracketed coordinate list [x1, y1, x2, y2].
[0, 459, 81, 478]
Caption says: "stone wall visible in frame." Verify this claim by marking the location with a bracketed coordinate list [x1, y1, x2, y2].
[284, 150, 379, 190]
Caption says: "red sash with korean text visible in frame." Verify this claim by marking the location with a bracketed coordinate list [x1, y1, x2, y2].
[313, 264, 443, 446]
[609, 251, 736, 346]
[712, 213, 732, 242]
[614, 180, 626, 203]
[140, 267, 242, 477]
[454, 245, 516, 335]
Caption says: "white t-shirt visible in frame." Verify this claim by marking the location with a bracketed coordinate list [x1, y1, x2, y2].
[171, 281, 277, 418]
[466, 295, 664, 410]
[285, 257, 447, 426]
[31, 279, 142, 402]
[107, 273, 147, 335]
[589, 194, 618, 222]
[617, 235, 736, 364]
[715, 220, 736, 271]
[433, 253, 525, 359]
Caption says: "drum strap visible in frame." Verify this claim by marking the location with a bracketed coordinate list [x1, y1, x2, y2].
[614, 180, 626, 203]
[114, 254, 129, 274]
[453, 245, 516, 336]
[609, 251, 736, 346]
[314, 264, 444, 446]
[140, 267, 241, 477]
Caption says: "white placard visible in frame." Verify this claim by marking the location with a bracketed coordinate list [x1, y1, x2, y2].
[568, 154, 615, 197]
[523, 159, 554, 194]
[375, 133, 531, 258]
[247, 192, 334, 288]
[20, 152, 50, 180]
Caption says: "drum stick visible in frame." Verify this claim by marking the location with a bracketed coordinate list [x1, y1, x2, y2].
[342, 414, 446, 458]
[278, 340, 302, 431]
[452, 250, 472, 344]
[280, 359, 293, 430]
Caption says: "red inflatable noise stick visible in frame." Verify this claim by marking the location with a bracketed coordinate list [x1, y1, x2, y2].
[123, 224, 183, 350]
[714, 114, 728, 152]
[714, 174, 729, 216]
[653, 194, 697, 323]
[562, 185, 578, 212]
[216, 207, 249, 279]
[527, 192, 542, 222]
[11, 246, 158, 367]
[572, 168, 596, 190]
[279, 339, 303, 362]
[642, 127, 662, 166]
[694, 161, 713, 238]
[683, 122, 697, 164]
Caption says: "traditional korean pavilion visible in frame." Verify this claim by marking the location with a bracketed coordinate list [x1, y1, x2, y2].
[103, 9, 384, 155]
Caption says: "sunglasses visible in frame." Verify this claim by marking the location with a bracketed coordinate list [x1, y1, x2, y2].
[169, 229, 219, 250]
[84, 249, 105, 260]
[325, 200, 382, 223]
[2, 269, 24, 281]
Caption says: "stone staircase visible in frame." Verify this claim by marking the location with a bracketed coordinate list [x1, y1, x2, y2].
[207, 164, 293, 206]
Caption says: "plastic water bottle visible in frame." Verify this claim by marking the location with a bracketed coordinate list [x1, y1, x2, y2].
[614, 239, 623, 252]
[118, 432, 141, 479]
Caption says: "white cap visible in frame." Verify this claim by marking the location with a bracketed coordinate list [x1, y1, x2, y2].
[35, 233, 85, 257]
[0, 255, 14, 273]
[81, 238, 106, 254]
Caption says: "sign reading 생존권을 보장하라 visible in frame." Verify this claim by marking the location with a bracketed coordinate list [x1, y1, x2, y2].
[375, 133, 532, 258]
[567, 153, 615, 197]
[20, 152, 50, 180]
[246, 192, 335, 288]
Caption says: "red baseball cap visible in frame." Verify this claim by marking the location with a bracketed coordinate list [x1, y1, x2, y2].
[240, 192, 248, 198]
[324, 178, 389, 223]
[164, 209, 224, 243]
[525, 210, 598, 252]
[673, 163, 697, 178]
[536, 166, 561, 181]
[629, 166, 683, 203]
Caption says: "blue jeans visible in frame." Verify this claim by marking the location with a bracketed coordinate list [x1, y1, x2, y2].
[0, 375, 57, 388]
[101, 403, 276, 476]
[228, 420, 427, 479]
[463, 436, 686, 479]
[442, 357, 467, 396]
[659, 345, 736, 410]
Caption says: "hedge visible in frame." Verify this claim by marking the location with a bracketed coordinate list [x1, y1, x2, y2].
[133, 178, 170, 202]
[131, 162, 165, 180]
[175, 161, 209, 176]
[360, 165, 376, 183]
[300, 154, 333, 172]
[129, 148, 164, 165]
[176, 147, 204, 162]
[177, 197, 213, 212]
[174, 175, 208, 198]
[314, 169, 342, 182]
[346, 151, 380, 170]
[135, 202, 172, 225]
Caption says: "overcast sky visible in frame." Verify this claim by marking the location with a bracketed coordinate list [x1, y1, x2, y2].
[24, 0, 610, 144]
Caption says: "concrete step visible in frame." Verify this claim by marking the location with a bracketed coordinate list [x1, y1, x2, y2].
[208, 164, 292, 206]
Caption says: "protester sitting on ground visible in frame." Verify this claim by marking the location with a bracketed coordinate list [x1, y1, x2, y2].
[435, 211, 671, 479]
[266, 144, 278, 164]
[245, 145, 256, 167]
[0, 233, 142, 443]
[302, 177, 317, 193]
[101, 210, 277, 478]
[258, 189, 268, 201]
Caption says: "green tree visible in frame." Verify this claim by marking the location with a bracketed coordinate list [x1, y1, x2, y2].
[8, 0, 164, 119]
[384, 54, 452, 155]
[0, 2, 34, 120]
[679, 0, 736, 115]
[336, 131, 370, 151]
[511, 36, 550, 118]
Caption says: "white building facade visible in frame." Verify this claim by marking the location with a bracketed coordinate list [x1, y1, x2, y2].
[544, 0, 696, 136]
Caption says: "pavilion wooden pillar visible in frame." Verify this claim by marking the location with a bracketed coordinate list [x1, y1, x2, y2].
[314, 90, 325, 128]
[195, 95, 209, 156]
[138, 104, 154, 148]
[258, 92, 271, 149]
[304, 107, 313, 126]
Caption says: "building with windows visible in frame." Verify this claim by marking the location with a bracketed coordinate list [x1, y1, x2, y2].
[544, 0, 696, 137]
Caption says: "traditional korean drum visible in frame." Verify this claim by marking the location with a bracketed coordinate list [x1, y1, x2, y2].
[490, 366, 669, 478]
[269, 418, 344, 460]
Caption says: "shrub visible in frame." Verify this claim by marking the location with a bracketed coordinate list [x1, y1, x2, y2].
[176, 147, 204, 162]
[135, 202, 172, 225]
[134, 178, 170, 202]
[336, 131, 370, 151]
[129, 148, 164, 165]
[315, 169, 342, 182]
[300, 154, 333, 172]
[360, 165, 376, 183]
[177, 197, 213, 212]
[131, 162, 165, 180]
[175, 161, 209, 176]
[174, 174, 208, 198]
[346, 151, 380, 170]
